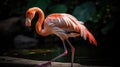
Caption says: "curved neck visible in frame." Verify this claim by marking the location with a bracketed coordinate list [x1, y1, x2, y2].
[34, 8, 46, 36]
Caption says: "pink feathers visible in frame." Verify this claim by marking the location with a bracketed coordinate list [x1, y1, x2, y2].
[86, 30, 97, 46]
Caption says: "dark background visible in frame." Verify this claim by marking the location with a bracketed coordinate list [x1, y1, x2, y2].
[0, 0, 119, 66]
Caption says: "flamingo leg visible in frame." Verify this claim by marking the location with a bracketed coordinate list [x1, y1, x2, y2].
[51, 40, 68, 61]
[36, 40, 68, 67]
[66, 39, 75, 67]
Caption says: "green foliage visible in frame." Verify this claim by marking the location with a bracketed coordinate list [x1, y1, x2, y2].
[26, 0, 51, 11]
[25, 0, 113, 36]
[72, 2, 97, 23]
[26, 0, 68, 16]
[0, 0, 114, 34]
[26, 1, 98, 23]
[101, 22, 114, 35]
[48, 4, 67, 14]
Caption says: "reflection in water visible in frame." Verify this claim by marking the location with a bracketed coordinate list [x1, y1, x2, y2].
[1, 47, 112, 66]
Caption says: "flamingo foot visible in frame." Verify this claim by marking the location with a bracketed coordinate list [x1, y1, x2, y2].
[35, 61, 52, 67]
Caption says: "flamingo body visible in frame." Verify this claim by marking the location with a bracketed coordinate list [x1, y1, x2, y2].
[25, 7, 97, 67]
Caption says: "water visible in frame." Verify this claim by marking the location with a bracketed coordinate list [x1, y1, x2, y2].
[0, 46, 114, 66]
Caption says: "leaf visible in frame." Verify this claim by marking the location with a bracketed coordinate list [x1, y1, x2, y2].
[27, 0, 51, 11]
[101, 22, 114, 35]
[48, 4, 67, 13]
[72, 2, 96, 22]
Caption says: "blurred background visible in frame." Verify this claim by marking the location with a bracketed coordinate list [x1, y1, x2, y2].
[0, 0, 119, 66]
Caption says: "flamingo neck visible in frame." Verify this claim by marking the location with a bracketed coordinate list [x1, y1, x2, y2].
[34, 8, 47, 36]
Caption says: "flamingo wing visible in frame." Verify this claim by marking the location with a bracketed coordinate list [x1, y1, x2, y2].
[46, 14, 75, 30]
[44, 13, 97, 45]
[45, 13, 84, 36]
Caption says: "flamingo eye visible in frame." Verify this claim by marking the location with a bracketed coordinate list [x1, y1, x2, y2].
[26, 12, 31, 17]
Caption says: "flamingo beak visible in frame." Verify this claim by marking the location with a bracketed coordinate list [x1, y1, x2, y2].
[26, 17, 31, 27]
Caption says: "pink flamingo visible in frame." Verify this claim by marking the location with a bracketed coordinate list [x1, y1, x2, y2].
[25, 7, 97, 67]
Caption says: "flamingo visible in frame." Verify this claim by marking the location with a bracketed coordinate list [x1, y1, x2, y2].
[25, 7, 97, 67]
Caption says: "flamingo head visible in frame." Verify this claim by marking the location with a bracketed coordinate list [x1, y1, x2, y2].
[25, 8, 35, 27]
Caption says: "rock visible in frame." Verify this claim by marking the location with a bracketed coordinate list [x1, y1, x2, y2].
[14, 35, 38, 48]
[0, 56, 112, 67]
[0, 56, 80, 67]
[0, 17, 25, 49]
[0, 17, 21, 32]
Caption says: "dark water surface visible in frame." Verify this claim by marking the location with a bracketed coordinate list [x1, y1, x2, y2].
[0, 46, 115, 66]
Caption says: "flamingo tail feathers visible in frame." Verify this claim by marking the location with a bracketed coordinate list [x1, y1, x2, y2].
[78, 23, 97, 46]
[86, 30, 97, 46]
